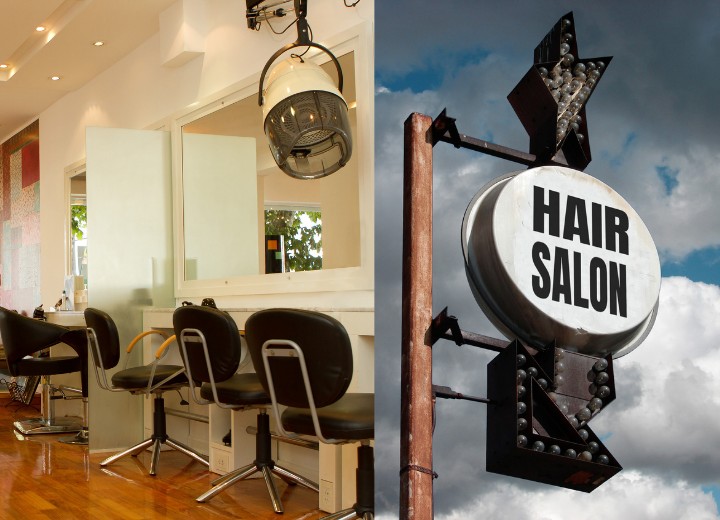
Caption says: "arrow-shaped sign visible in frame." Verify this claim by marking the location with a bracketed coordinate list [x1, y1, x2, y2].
[487, 340, 622, 492]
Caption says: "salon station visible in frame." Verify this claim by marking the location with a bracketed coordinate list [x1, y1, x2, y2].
[0, 1, 373, 518]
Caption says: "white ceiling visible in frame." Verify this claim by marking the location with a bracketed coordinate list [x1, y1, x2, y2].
[0, 0, 176, 142]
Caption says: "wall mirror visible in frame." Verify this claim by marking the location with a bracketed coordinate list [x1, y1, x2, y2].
[64, 161, 89, 309]
[173, 27, 372, 298]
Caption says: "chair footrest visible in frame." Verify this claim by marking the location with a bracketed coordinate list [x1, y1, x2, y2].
[14, 416, 82, 435]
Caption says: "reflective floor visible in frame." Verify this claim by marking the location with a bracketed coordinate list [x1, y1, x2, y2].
[0, 398, 323, 519]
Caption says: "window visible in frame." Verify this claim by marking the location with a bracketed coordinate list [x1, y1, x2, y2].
[265, 208, 322, 273]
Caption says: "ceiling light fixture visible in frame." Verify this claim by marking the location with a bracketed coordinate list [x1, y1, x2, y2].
[93, 41, 105, 47]
[252, 0, 352, 179]
[36, 26, 46, 32]
[0, 64, 7, 69]
[50, 75, 61, 81]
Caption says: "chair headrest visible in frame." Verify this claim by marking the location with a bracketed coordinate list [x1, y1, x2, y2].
[173, 305, 241, 383]
[245, 308, 353, 409]
[84, 308, 121, 370]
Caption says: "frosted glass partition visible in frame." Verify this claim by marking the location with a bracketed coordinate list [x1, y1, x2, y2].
[86, 127, 174, 451]
[182, 133, 259, 280]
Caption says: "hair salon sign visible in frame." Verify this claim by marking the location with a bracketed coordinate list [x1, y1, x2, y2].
[462, 166, 660, 358]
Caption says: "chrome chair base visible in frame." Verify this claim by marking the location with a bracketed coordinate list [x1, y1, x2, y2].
[100, 436, 209, 476]
[14, 416, 82, 435]
[322, 509, 374, 520]
[198, 461, 318, 512]
[59, 427, 89, 445]
[197, 412, 318, 513]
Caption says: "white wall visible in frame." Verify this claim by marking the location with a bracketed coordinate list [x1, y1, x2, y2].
[38, 0, 374, 307]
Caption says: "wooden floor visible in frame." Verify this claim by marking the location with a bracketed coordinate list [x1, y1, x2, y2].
[0, 398, 325, 519]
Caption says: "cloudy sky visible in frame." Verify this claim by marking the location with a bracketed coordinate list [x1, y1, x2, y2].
[373, 1, 720, 518]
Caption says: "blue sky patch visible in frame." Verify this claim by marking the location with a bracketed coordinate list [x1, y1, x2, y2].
[607, 132, 637, 169]
[377, 67, 445, 93]
[702, 485, 720, 512]
[656, 165, 680, 196]
[662, 246, 720, 285]
[376, 48, 491, 93]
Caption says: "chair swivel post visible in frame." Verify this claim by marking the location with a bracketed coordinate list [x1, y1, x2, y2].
[318, 444, 374, 520]
[153, 395, 169, 443]
[354, 444, 374, 516]
[255, 411, 273, 467]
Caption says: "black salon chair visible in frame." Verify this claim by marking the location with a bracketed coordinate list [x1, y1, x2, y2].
[245, 308, 374, 520]
[0, 306, 88, 444]
[173, 304, 318, 512]
[84, 307, 209, 475]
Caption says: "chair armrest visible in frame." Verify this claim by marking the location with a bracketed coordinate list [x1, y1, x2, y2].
[154, 334, 177, 360]
[126, 329, 171, 354]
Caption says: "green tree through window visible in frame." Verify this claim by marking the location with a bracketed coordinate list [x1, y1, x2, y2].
[265, 209, 322, 272]
[71, 205, 87, 240]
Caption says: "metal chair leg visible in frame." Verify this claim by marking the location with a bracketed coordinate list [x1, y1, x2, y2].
[196, 464, 257, 502]
[321, 510, 361, 520]
[261, 465, 284, 514]
[100, 438, 154, 467]
[272, 464, 319, 491]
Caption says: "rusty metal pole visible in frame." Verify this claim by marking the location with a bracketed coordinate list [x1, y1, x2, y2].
[400, 113, 434, 520]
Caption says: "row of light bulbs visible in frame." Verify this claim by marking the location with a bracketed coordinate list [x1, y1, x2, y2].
[515, 350, 611, 465]
[538, 19, 606, 148]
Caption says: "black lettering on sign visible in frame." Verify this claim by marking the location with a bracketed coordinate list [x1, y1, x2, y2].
[532, 242, 551, 299]
[591, 202, 603, 248]
[532, 186, 630, 254]
[551, 247, 571, 304]
[530, 243, 627, 318]
[605, 207, 629, 255]
[563, 196, 590, 245]
[573, 251, 589, 309]
[589, 257, 608, 312]
[609, 262, 627, 317]
[533, 186, 560, 237]
[529, 186, 630, 319]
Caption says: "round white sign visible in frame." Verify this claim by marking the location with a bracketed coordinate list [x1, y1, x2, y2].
[462, 165, 660, 357]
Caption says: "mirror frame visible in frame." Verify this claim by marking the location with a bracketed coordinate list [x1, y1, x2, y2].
[171, 23, 373, 298]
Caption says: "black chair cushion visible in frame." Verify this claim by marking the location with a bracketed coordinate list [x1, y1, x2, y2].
[0, 306, 71, 363]
[14, 355, 81, 377]
[111, 364, 187, 390]
[199, 373, 270, 406]
[281, 393, 374, 440]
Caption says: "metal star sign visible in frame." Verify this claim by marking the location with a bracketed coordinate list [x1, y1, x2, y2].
[508, 12, 612, 170]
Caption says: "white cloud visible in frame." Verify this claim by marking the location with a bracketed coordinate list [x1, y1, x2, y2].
[377, 472, 718, 520]
[595, 277, 720, 482]
[436, 472, 718, 520]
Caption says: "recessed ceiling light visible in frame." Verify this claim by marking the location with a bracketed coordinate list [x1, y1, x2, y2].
[50, 75, 61, 81]
[36, 26, 46, 32]
[0, 64, 7, 69]
[93, 40, 105, 47]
